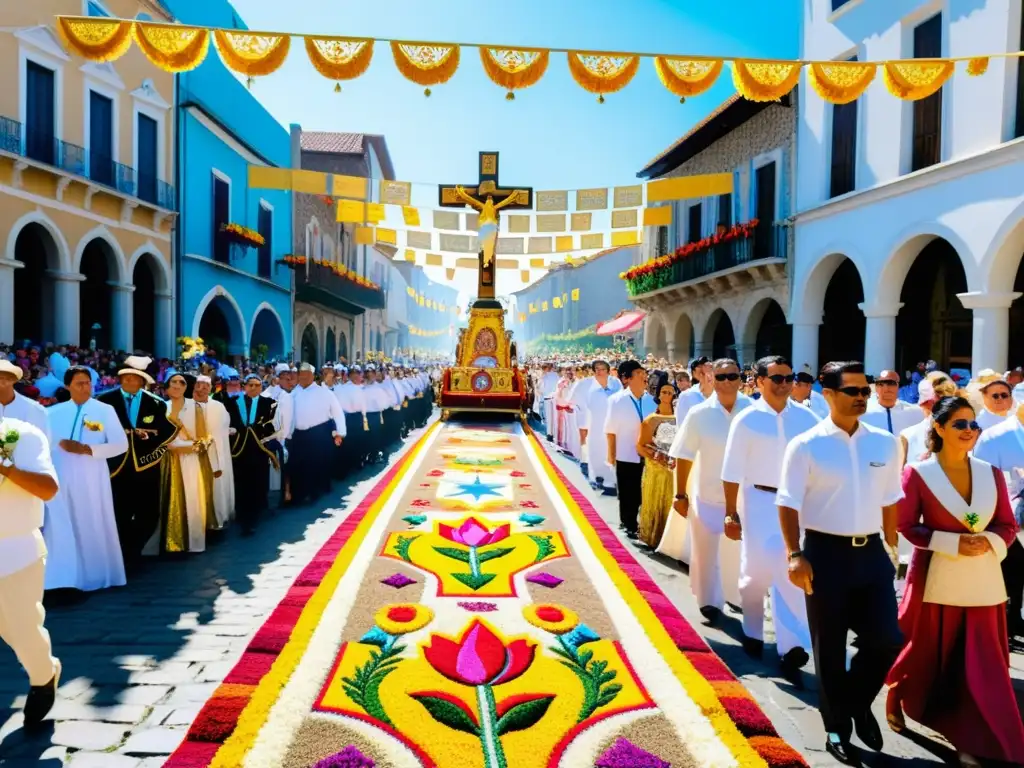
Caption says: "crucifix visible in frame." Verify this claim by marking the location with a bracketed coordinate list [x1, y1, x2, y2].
[439, 152, 532, 308]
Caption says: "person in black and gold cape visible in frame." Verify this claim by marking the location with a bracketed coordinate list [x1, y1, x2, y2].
[229, 374, 279, 535]
[96, 356, 176, 564]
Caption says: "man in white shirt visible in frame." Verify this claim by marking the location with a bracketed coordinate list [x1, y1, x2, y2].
[862, 370, 924, 436]
[0, 360, 49, 441]
[263, 363, 294, 500]
[791, 369, 829, 420]
[287, 362, 344, 504]
[675, 356, 713, 428]
[0, 415, 61, 729]
[777, 361, 903, 766]
[362, 366, 391, 464]
[670, 358, 751, 622]
[974, 402, 1024, 641]
[721, 356, 816, 679]
[539, 363, 560, 441]
[584, 360, 619, 495]
[605, 360, 656, 539]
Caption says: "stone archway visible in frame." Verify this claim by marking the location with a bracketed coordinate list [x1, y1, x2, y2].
[78, 237, 122, 349]
[702, 308, 736, 361]
[195, 288, 247, 363]
[744, 297, 790, 361]
[250, 303, 286, 363]
[12, 222, 63, 343]
[129, 246, 172, 357]
[338, 329, 349, 362]
[300, 323, 319, 367]
[817, 257, 865, 367]
[325, 328, 337, 362]
[672, 313, 695, 363]
[982, 205, 1024, 371]
[643, 314, 668, 359]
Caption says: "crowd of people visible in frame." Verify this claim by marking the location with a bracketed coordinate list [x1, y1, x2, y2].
[0, 346, 440, 729]
[526, 353, 1024, 767]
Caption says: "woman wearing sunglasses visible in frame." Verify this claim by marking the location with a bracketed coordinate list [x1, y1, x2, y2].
[885, 396, 1024, 767]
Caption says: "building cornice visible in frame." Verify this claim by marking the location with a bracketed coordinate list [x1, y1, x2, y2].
[795, 137, 1024, 224]
[183, 253, 291, 294]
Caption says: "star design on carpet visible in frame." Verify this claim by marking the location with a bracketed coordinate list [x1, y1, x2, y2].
[444, 474, 505, 503]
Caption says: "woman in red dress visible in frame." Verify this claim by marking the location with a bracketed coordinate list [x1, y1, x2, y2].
[885, 396, 1024, 766]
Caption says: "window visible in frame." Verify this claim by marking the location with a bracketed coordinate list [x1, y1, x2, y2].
[258, 203, 273, 278]
[754, 161, 777, 259]
[136, 113, 158, 203]
[1016, 11, 1024, 138]
[25, 61, 56, 165]
[687, 203, 703, 243]
[830, 57, 859, 197]
[717, 193, 732, 227]
[655, 225, 669, 256]
[212, 174, 230, 263]
[911, 14, 943, 171]
[88, 91, 114, 185]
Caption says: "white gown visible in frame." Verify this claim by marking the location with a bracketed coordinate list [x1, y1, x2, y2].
[43, 399, 129, 591]
[201, 399, 235, 527]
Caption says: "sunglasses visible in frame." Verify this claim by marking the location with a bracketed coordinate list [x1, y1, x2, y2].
[715, 372, 741, 382]
[764, 374, 795, 385]
[835, 386, 872, 398]
[950, 419, 981, 432]
[988, 392, 1011, 400]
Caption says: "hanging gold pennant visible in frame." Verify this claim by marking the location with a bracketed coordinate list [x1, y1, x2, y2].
[576, 188, 609, 211]
[376, 228, 397, 245]
[654, 57, 723, 101]
[446, 268, 456, 280]
[555, 236, 573, 252]
[808, 61, 877, 104]
[614, 185, 644, 208]
[214, 30, 291, 77]
[479, 48, 550, 99]
[528, 237, 553, 254]
[305, 37, 374, 88]
[337, 200, 365, 223]
[496, 237, 525, 255]
[611, 230, 642, 246]
[507, 215, 531, 233]
[132, 23, 210, 72]
[432, 210, 460, 230]
[732, 60, 801, 102]
[379, 180, 412, 206]
[391, 41, 460, 95]
[570, 213, 592, 231]
[612, 209, 639, 228]
[521, 272, 530, 284]
[366, 203, 386, 223]
[571, 288, 580, 301]
[56, 17, 134, 62]
[536, 191, 569, 212]
[529, 258, 547, 269]
[580, 233, 604, 249]
[406, 230, 433, 249]
[568, 51, 640, 102]
[403, 249, 415, 262]
[536, 214, 566, 233]
[426, 254, 443, 266]
[354, 226, 374, 245]
[882, 60, 954, 100]
[402, 206, 420, 226]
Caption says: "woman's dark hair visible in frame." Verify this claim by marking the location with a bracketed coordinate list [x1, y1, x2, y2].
[63, 365, 92, 386]
[654, 371, 675, 397]
[927, 395, 974, 453]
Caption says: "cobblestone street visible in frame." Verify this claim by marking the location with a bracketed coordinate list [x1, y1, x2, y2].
[1, 420, 1022, 767]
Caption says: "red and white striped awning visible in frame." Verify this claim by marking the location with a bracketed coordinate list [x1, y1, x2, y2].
[596, 310, 646, 336]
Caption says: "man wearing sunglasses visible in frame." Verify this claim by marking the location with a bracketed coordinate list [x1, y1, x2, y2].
[776, 361, 903, 766]
[721, 356, 816, 682]
[675, 356, 713, 428]
[669, 358, 751, 623]
[974, 398, 1024, 644]
[790, 368, 829, 420]
[973, 369, 1016, 430]
[862, 370, 925, 436]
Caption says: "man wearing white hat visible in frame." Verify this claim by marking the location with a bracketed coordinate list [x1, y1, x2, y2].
[333, 364, 368, 477]
[288, 362, 344, 504]
[96, 356, 176, 562]
[0, 359, 49, 441]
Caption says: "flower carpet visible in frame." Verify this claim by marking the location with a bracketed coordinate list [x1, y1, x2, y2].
[165, 423, 805, 768]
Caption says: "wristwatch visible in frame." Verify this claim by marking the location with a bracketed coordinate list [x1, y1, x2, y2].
[674, 493, 688, 502]
[787, 550, 803, 560]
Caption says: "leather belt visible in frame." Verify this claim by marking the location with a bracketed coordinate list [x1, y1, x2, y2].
[753, 484, 778, 494]
[806, 530, 879, 548]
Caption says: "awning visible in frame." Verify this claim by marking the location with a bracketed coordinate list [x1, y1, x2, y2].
[596, 310, 646, 336]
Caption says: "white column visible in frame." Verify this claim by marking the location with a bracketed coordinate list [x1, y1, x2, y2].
[108, 282, 134, 352]
[957, 291, 1022, 377]
[0, 259, 17, 345]
[154, 290, 173, 359]
[666, 340, 677, 364]
[858, 302, 902, 375]
[790, 321, 820, 374]
[49, 270, 84, 346]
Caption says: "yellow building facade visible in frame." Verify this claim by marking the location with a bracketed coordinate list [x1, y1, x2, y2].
[0, 0, 177, 356]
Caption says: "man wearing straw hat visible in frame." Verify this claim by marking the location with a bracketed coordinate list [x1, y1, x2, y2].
[97, 356, 176, 562]
[0, 359, 49, 439]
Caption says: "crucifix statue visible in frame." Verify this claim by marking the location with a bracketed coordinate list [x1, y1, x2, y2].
[439, 152, 532, 309]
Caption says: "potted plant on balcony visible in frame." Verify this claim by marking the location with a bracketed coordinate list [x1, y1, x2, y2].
[221, 222, 265, 249]
[278, 254, 306, 270]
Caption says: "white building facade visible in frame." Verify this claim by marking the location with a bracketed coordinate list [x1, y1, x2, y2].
[793, 0, 1024, 376]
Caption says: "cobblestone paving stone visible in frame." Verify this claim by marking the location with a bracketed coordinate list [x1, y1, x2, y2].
[1, 417, 1020, 766]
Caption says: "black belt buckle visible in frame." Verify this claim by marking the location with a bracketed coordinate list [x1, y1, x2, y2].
[851, 535, 869, 547]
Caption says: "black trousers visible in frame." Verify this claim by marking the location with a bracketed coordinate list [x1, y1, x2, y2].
[1002, 538, 1024, 635]
[233, 445, 270, 529]
[615, 460, 644, 534]
[803, 531, 902, 739]
[111, 464, 162, 560]
[288, 421, 334, 502]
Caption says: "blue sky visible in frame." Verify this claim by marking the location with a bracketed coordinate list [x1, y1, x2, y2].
[232, 0, 800, 294]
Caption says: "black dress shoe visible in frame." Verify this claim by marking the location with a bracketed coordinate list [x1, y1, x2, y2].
[825, 733, 861, 766]
[742, 636, 764, 659]
[699, 605, 721, 624]
[23, 662, 60, 729]
[625, 530, 639, 541]
[854, 710, 883, 751]
[779, 647, 808, 689]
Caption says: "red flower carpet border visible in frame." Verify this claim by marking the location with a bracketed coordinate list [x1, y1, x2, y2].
[528, 428, 807, 768]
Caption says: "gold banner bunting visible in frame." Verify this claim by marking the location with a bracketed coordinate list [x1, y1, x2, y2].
[402, 206, 420, 226]
[406, 230, 433, 249]
[568, 51, 640, 102]
[337, 200, 365, 223]
[553, 297, 562, 309]
[366, 203, 386, 223]
[133, 22, 210, 73]
[536, 191, 569, 212]
[528, 237, 553, 254]
[400, 249, 413, 261]
[731, 60, 801, 102]
[570, 213, 592, 232]
[391, 41, 460, 95]
[248, 166, 292, 191]
[333, 174, 366, 199]
[507, 215, 531, 233]
[647, 172, 732, 202]
[432, 210, 460, 230]
[292, 169, 328, 195]
[576, 188, 609, 211]
[571, 288, 580, 301]
[214, 30, 291, 78]
[654, 56, 723, 101]
[376, 228, 397, 245]
[56, 17, 134, 62]
[379, 180, 412, 206]
[354, 226, 374, 245]
[555, 236, 573, 252]
[496, 237, 525, 255]
[446, 268, 456, 280]
[479, 47, 549, 100]
[496, 259, 518, 270]
[521, 272, 530, 283]
[808, 61, 877, 105]
[580, 233, 604, 249]
[465, 213, 480, 231]
[456, 258, 477, 269]
[425, 253, 443, 266]
[305, 37, 374, 86]
[643, 205, 673, 226]
[614, 185, 644, 208]
[611, 209, 639, 229]
[611, 230, 642, 246]
[882, 60, 954, 101]
[536, 214, 566, 233]
[529, 258, 547, 269]
[440, 233, 477, 253]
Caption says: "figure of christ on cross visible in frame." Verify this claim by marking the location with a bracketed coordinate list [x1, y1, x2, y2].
[439, 152, 533, 308]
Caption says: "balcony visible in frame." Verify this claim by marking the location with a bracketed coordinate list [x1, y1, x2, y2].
[0, 116, 175, 210]
[626, 223, 789, 313]
[294, 260, 386, 316]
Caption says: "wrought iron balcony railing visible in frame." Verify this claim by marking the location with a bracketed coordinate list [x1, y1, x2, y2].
[0, 115, 176, 210]
[294, 260, 386, 315]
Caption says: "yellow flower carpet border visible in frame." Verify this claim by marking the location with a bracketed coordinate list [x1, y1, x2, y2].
[163, 423, 805, 768]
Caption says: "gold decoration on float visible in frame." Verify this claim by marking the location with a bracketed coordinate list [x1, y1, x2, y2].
[56, 17, 134, 62]
[731, 60, 801, 101]
[214, 30, 291, 85]
[882, 60, 954, 100]
[966, 57, 989, 76]
[305, 37, 374, 93]
[653, 57, 723, 102]
[133, 23, 210, 72]
[808, 61, 877, 105]
[567, 51, 640, 103]
[391, 41, 460, 96]
[479, 48, 550, 100]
